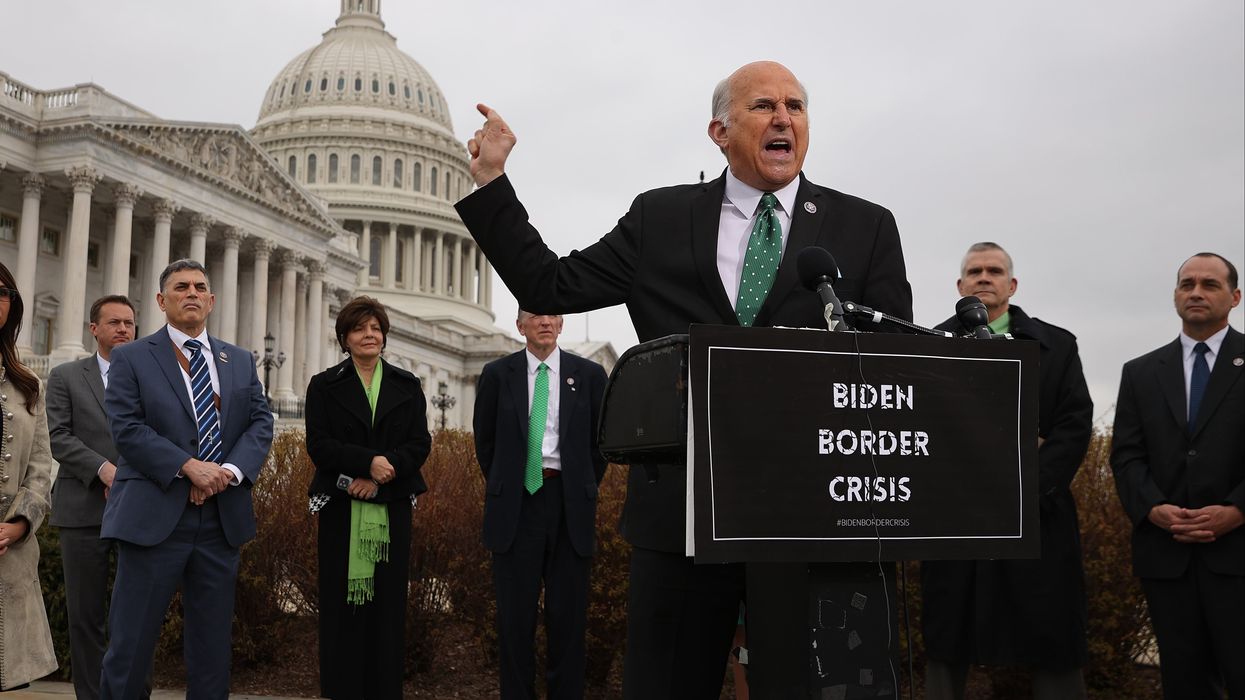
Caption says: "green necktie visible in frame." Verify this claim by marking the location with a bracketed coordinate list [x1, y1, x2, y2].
[735, 192, 783, 327]
[525, 362, 550, 494]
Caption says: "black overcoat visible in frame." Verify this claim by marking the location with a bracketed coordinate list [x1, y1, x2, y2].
[922, 304, 1094, 670]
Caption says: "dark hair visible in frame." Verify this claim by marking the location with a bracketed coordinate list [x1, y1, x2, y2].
[159, 259, 210, 292]
[335, 296, 390, 353]
[1182, 252, 1239, 290]
[0, 262, 40, 412]
[89, 294, 135, 324]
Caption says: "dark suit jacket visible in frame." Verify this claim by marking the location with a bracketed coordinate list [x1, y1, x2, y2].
[923, 305, 1093, 669]
[1111, 326, 1244, 578]
[304, 357, 432, 502]
[456, 171, 913, 551]
[47, 354, 115, 528]
[101, 326, 274, 548]
[473, 348, 608, 557]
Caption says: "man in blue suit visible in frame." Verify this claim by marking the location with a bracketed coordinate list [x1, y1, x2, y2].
[474, 311, 608, 699]
[100, 259, 273, 700]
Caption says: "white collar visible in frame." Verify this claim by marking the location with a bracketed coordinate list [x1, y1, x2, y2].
[166, 324, 211, 352]
[723, 169, 800, 220]
[1180, 326, 1230, 358]
[526, 347, 561, 375]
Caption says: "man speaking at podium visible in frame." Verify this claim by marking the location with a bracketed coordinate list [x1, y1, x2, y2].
[456, 61, 912, 698]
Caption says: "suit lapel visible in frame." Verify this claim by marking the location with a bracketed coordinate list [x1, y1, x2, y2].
[82, 356, 106, 413]
[374, 361, 411, 425]
[689, 174, 738, 325]
[508, 352, 529, 435]
[757, 175, 824, 326]
[209, 336, 235, 428]
[559, 351, 577, 440]
[1155, 338, 1187, 434]
[328, 361, 374, 430]
[150, 327, 196, 421]
[1190, 328, 1244, 439]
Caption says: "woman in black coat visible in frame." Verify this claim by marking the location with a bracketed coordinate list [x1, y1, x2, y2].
[305, 296, 432, 700]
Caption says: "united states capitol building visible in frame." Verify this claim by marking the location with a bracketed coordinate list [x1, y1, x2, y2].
[0, 0, 614, 427]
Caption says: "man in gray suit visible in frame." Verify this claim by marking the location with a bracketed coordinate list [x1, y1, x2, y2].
[47, 295, 149, 700]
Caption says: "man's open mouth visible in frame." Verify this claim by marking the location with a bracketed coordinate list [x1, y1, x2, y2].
[765, 139, 791, 153]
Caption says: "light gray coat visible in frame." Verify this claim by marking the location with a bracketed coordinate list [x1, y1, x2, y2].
[0, 369, 58, 689]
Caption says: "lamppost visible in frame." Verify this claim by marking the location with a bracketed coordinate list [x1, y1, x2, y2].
[430, 380, 456, 431]
[252, 332, 285, 409]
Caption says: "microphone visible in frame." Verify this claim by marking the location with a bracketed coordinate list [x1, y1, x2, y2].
[955, 296, 994, 339]
[797, 246, 846, 332]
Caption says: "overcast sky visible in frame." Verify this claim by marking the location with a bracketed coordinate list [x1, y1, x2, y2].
[4, 0, 1242, 419]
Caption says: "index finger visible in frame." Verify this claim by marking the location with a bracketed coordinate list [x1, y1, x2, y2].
[476, 103, 494, 119]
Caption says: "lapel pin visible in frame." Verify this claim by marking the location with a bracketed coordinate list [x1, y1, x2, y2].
[1234, 357, 1243, 367]
[567, 377, 576, 391]
[803, 201, 817, 214]
[219, 351, 229, 363]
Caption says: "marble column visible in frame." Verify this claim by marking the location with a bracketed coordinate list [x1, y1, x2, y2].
[305, 261, 326, 386]
[274, 250, 302, 401]
[14, 174, 44, 353]
[483, 256, 493, 308]
[249, 239, 276, 357]
[421, 234, 433, 293]
[434, 231, 445, 295]
[451, 236, 463, 299]
[55, 165, 101, 359]
[237, 266, 254, 350]
[105, 183, 142, 296]
[412, 229, 423, 292]
[477, 251, 488, 308]
[218, 227, 244, 343]
[464, 242, 478, 304]
[383, 223, 397, 289]
[145, 198, 178, 325]
[188, 213, 213, 264]
[293, 277, 308, 394]
[358, 220, 371, 287]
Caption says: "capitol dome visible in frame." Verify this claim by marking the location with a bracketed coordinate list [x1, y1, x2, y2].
[251, 0, 491, 332]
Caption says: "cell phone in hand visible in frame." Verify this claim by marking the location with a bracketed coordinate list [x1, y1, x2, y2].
[336, 474, 352, 491]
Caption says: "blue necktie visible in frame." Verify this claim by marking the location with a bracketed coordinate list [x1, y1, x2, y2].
[1187, 341, 1210, 432]
[185, 339, 224, 463]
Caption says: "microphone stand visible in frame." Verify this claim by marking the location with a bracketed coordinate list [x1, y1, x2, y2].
[841, 301, 954, 338]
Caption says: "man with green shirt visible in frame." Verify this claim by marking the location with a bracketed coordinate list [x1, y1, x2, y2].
[921, 241, 1095, 700]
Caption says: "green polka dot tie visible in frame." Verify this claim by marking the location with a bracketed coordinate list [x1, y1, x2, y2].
[735, 192, 783, 327]
[525, 362, 549, 494]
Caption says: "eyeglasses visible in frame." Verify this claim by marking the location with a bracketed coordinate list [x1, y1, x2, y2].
[0, 287, 19, 302]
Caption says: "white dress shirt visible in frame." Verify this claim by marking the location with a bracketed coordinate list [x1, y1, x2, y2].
[716, 170, 800, 308]
[166, 324, 242, 485]
[1180, 325, 1229, 413]
[526, 347, 562, 473]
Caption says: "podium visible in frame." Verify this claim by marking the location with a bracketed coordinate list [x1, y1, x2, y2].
[599, 324, 1040, 699]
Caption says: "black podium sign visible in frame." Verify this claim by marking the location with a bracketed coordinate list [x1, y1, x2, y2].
[689, 324, 1040, 563]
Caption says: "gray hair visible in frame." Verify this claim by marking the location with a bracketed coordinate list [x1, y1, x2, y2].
[159, 259, 211, 292]
[961, 242, 1014, 277]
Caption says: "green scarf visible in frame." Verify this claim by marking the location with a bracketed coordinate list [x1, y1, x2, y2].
[347, 361, 390, 605]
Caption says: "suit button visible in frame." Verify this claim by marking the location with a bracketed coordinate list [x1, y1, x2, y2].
[1188, 449, 1197, 457]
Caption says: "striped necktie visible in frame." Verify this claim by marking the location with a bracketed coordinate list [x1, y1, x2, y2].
[184, 339, 224, 463]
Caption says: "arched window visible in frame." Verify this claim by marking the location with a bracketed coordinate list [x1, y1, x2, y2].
[445, 171, 452, 200]
[404, 84, 411, 99]
[337, 76, 345, 91]
[320, 77, 328, 92]
[388, 81, 395, 96]
[288, 155, 297, 178]
[393, 158, 403, 188]
[279, 82, 286, 98]
[350, 154, 361, 183]
[430, 166, 438, 196]
[372, 156, 382, 185]
[307, 154, 317, 184]
[304, 79, 312, 94]
[328, 154, 339, 183]
[354, 76, 362, 92]
[417, 89, 424, 105]
[412, 162, 422, 192]
[371, 78, 380, 94]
